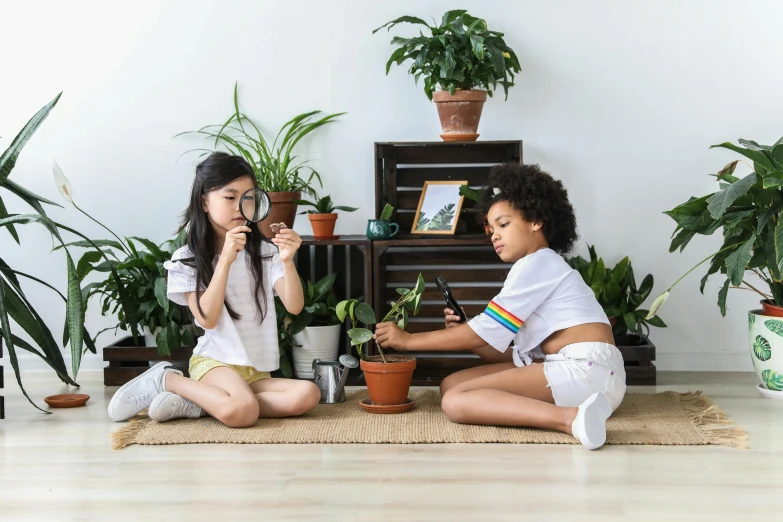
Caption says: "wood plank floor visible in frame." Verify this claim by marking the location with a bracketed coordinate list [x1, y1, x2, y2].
[0, 370, 781, 521]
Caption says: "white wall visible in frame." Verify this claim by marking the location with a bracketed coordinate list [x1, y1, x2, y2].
[2, 0, 782, 374]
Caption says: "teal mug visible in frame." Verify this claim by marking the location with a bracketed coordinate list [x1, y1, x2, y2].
[367, 219, 399, 240]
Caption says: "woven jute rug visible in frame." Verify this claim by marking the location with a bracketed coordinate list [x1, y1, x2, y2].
[112, 389, 748, 450]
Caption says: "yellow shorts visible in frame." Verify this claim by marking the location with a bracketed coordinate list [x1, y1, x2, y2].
[188, 355, 271, 385]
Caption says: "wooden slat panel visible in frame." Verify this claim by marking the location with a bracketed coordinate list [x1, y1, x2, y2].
[386, 268, 508, 283]
[385, 249, 499, 265]
[391, 142, 522, 164]
[625, 366, 656, 385]
[103, 344, 194, 362]
[397, 166, 494, 187]
[384, 286, 499, 301]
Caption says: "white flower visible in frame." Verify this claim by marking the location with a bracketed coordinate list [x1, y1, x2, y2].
[646, 291, 670, 320]
[52, 158, 73, 204]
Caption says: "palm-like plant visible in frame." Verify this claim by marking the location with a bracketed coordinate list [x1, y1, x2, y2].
[177, 83, 344, 197]
[0, 93, 109, 411]
[374, 10, 521, 100]
[293, 193, 358, 215]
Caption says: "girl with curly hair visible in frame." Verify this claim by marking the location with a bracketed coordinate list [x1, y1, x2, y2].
[374, 163, 625, 450]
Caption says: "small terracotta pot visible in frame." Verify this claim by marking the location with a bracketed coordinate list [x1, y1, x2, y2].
[761, 300, 783, 317]
[259, 191, 301, 238]
[360, 355, 416, 406]
[308, 213, 338, 240]
[433, 89, 488, 142]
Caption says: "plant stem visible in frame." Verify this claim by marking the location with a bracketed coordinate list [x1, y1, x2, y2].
[667, 241, 746, 291]
[73, 203, 130, 256]
[742, 279, 772, 299]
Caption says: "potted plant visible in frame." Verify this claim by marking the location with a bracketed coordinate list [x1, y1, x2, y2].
[374, 10, 521, 141]
[178, 83, 345, 237]
[565, 245, 666, 341]
[646, 136, 783, 396]
[366, 203, 399, 240]
[278, 273, 343, 379]
[293, 192, 358, 240]
[336, 274, 425, 406]
[1, 92, 102, 412]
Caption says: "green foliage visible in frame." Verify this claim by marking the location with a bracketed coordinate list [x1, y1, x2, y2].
[374, 10, 521, 100]
[565, 245, 666, 338]
[293, 192, 358, 215]
[177, 83, 344, 196]
[336, 274, 426, 361]
[657, 137, 783, 316]
[417, 203, 456, 231]
[379, 203, 395, 221]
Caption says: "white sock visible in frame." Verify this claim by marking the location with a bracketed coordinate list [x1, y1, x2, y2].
[571, 392, 612, 450]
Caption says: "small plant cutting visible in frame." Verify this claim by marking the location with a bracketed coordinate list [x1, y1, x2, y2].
[374, 9, 521, 140]
[293, 192, 358, 240]
[645, 137, 783, 395]
[565, 245, 666, 339]
[336, 274, 425, 408]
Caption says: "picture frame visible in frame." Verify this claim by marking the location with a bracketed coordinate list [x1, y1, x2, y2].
[411, 180, 468, 235]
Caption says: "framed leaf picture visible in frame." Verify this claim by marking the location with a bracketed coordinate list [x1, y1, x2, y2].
[411, 180, 467, 235]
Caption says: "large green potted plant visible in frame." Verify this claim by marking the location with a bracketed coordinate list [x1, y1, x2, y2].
[647, 137, 783, 396]
[0, 93, 104, 411]
[374, 10, 521, 141]
[178, 83, 344, 237]
[293, 192, 358, 240]
[336, 274, 425, 407]
[278, 273, 343, 379]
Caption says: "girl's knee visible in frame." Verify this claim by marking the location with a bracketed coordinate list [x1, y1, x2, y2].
[440, 390, 467, 424]
[290, 381, 321, 416]
[217, 398, 259, 428]
[440, 374, 457, 395]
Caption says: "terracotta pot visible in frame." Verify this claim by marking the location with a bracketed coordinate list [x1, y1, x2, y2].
[360, 355, 416, 406]
[760, 300, 783, 317]
[259, 191, 300, 238]
[307, 213, 338, 240]
[432, 89, 488, 142]
[609, 316, 618, 327]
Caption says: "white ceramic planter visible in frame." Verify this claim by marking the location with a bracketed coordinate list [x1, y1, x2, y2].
[292, 325, 341, 379]
[143, 326, 161, 347]
[748, 310, 783, 396]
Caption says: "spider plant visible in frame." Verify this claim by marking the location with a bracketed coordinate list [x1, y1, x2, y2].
[177, 83, 344, 197]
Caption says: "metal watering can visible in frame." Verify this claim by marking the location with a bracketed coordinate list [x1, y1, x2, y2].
[312, 354, 359, 404]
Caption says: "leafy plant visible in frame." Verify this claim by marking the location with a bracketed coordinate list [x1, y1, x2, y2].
[177, 83, 344, 196]
[275, 273, 341, 378]
[293, 193, 358, 215]
[336, 274, 425, 362]
[565, 245, 666, 338]
[379, 203, 395, 221]
[374, 10, 521, 100]
[0, 93, 106, 411]
[459, 184, 481, 202]
[60, 228, 196, 355]
[647, 137, 783, 319]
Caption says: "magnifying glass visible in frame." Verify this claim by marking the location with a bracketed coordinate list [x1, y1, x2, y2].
[239, 188, 272, 229]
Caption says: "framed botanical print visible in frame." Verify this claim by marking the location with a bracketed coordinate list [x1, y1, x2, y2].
[411, 180, 468, 235]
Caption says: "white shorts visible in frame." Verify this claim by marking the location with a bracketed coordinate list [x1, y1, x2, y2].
[542, 342, 626, 411]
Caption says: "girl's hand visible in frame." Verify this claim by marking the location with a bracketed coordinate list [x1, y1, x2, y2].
[221, 226, 251, 264]
[272, 228, 302, 263]
[444, 307, 466, 328]
[374, 322, 411, 351]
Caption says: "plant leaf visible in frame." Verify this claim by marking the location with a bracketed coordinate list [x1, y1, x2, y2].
[725, 232, 756, 286]
[706, 173, 756, 219]
[355, 302, 376, 325]
[718, 278, 731, 317]
[347, 327, 373, 344]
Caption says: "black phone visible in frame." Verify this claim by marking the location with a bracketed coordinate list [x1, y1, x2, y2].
[435, 275, 467, 323]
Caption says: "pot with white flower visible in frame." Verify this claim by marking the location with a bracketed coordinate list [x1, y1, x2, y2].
[647, 136, 783, 398]
[374, 10, 521, 141]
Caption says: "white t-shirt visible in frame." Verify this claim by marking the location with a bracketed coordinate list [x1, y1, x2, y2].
[163, 242, 285, 371]
[468, 248, 609, 367]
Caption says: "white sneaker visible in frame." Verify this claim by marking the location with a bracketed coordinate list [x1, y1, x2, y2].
[571, 392, 612, 450]
[108, 362, 182, 421]
[148, 392, 204, 422]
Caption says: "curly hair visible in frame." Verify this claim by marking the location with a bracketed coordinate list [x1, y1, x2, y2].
[480, 163, 578, 254]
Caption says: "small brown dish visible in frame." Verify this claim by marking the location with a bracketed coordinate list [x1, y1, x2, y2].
[44, 394, 90, 408]
[359, 397, 415, 414]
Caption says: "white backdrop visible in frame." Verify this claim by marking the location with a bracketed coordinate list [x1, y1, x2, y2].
[2, 0, 782, 373]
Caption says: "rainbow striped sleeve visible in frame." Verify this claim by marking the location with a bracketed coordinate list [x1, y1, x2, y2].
[484, 300, 524, 333]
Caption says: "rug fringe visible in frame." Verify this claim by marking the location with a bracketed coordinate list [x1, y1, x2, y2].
[112, 417, 150, 450]
[679, 391, 749, 449]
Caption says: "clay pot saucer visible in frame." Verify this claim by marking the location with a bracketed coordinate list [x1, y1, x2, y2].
[44, 394, 90, 408]
[359, 397, 415, 414]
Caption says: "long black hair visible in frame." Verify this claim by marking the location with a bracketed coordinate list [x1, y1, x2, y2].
[177, 151, 273, 323]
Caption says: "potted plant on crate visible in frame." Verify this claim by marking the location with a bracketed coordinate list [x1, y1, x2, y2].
[293, 192, 358, 240]
[646, 136, 783, 397]
[336, 274, 425, 409]
[374, 10, 521, 141]
[367, 203, 399, 240]
[278, 273, 343, 379]
[177, 83, 344, 237]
